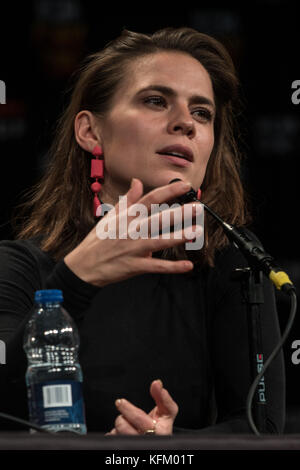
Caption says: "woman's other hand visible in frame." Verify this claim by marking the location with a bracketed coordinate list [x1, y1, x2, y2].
[106, 379, 179, 436]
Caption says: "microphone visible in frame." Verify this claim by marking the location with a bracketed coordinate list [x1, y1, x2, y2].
[169, 179, 295, 294]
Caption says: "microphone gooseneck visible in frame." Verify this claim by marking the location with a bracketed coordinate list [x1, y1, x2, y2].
[169, 179, 295, 294]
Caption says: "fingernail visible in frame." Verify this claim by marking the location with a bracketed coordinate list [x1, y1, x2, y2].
[155, 379, 163, 387]
[181, 181, 192, 189]
[130, 178, 136, 188]
[185, 230, 197, 239]
[115, 398, 122, 407]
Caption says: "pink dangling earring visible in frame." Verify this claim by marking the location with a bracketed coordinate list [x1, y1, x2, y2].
[90, 145, 104, 218]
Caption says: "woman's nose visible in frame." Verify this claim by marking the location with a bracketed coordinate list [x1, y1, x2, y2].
[167, 106, 195, 138]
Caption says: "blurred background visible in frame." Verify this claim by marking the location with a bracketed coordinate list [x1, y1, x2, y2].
[0, 0, 299, 432]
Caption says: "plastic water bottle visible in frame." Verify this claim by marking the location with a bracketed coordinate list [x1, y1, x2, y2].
[23, 289, 87, 434]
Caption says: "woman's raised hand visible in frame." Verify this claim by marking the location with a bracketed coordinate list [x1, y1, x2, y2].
[64, 178, 203, 287]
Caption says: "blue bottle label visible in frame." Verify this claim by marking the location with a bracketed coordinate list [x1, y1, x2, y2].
[27, 380, 85, 426]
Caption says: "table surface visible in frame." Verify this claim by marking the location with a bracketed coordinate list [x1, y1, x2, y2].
[1, 432, 300, 450]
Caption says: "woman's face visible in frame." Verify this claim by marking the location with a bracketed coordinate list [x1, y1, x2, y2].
[98, 51, 215, 200]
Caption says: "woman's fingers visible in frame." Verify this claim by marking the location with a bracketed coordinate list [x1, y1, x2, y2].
[111, 177, 194, 224]
[105, 428, 117, 435]
[138, 179, 192, 211]
[123, 223, 202, 274]
[106, 383, 179, 436]
[132, 200, 203, 239]
[97, 200, 203, 253]
[136, 223, 203, 256]
[135, 255, 192, 274]
[97, 176, 202, 253]
[150, 380, 179, 419]
[114, 414, 141, 435]
[114, 398, 156, 434]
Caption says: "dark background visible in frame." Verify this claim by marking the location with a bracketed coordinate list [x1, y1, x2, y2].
[0, 0, 299, 430]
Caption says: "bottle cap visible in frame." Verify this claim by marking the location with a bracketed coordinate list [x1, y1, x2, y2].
[34, 289, 63, 303]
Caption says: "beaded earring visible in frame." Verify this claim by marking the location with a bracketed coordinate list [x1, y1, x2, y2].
[90, 145, 104, 217]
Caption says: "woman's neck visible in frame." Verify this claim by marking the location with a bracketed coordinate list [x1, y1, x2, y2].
[99, 179, 128, 206]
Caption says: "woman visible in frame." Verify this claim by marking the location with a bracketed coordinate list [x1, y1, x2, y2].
[0, 27, 285, 435]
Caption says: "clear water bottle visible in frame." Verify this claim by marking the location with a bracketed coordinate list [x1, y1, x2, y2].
[23, 289, 87, 434]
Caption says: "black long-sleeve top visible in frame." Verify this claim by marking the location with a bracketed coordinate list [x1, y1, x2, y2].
[0, 235, 285, 434]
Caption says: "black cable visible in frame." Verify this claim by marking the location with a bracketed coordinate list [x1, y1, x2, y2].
[246, 289, 297, 436]
[0, 411, 52, 433]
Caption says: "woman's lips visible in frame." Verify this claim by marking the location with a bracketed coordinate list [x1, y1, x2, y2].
[157, 154, 192, 167]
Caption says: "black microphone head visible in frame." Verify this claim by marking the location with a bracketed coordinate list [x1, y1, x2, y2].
[168, 179, 198, 204]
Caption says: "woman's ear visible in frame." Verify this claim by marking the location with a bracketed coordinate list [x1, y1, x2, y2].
[74, 110, 102, 152]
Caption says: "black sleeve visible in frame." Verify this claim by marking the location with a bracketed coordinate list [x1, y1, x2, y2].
[0, 240, 99, 428]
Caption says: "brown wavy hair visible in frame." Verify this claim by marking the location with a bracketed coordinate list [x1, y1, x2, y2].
[12, 27, 251, 267]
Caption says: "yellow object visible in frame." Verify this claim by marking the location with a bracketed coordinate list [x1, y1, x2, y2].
[269, 270, 293, 290]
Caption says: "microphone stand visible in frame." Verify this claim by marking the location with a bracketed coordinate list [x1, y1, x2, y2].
[171, 179, 295, 434]
[202, 198, 270, 432]
[232, 266, 267, 433]
[201, 202, 296, 435]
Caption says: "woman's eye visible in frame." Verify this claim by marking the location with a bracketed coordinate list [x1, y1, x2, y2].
[192, 108, 213, 122]
[144, 96, 166, 107]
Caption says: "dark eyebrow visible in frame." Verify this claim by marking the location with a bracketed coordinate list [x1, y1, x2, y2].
[137, 84, 215, 111]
